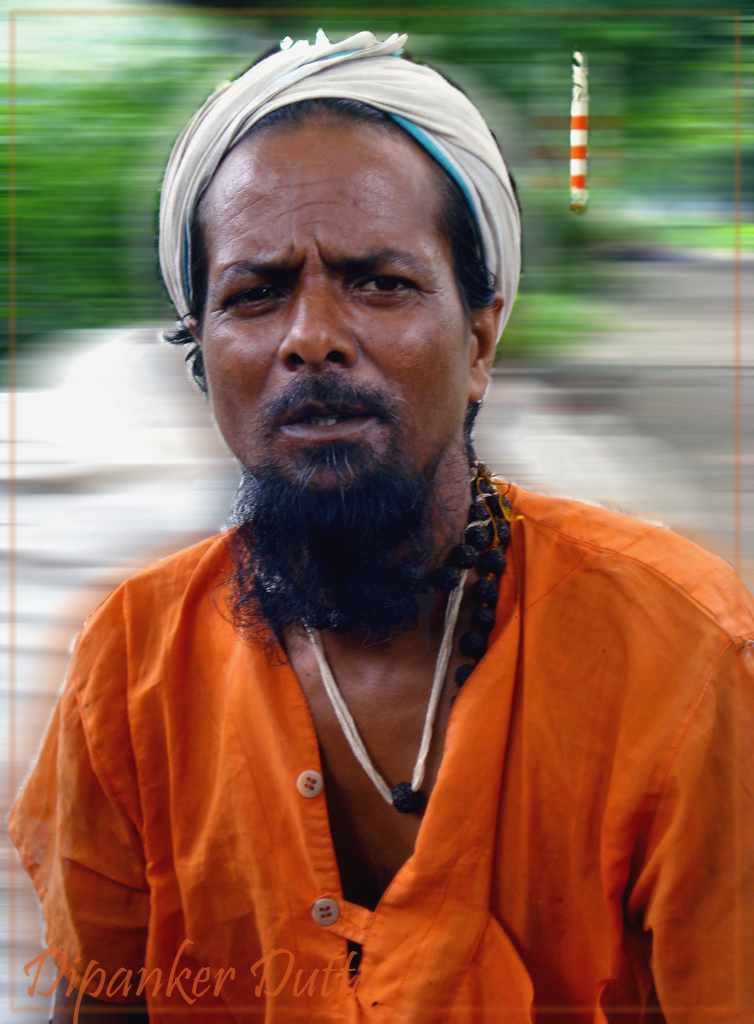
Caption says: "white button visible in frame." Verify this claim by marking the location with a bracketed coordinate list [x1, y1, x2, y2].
[311, 897, 339, 926]
[296, 770, 323, 798]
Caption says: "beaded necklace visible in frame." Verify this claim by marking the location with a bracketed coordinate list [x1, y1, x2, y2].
[306, 461, 512, 814]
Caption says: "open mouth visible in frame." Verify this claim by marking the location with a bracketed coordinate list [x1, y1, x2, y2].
[304, 415, 349, 427]
[280, 402, 374, 429]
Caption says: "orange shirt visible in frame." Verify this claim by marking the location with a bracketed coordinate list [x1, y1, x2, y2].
[10, 484, 754, 1022]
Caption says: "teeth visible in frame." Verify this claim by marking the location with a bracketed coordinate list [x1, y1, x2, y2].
[308, 416, 340, 426]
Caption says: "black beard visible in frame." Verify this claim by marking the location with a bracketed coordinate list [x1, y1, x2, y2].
[225, 440, 449, 650]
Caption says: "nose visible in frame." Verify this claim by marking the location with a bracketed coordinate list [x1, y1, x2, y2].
[278, 281, 358, 371]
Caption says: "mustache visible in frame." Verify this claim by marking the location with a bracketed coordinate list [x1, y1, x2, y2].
[262, 374, 399, 431]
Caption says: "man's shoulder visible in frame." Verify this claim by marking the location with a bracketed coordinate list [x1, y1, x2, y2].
[84, 531, 232, 633]
[126, 531, 230, 588]
[67, 531, 239, 711]
[505, 483, 754, 639]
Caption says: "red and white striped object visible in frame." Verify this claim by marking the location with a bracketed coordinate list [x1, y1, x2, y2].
[570, 51, 588, 213]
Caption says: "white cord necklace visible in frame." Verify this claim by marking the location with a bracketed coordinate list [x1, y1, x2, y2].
[306, 570, 468, 813]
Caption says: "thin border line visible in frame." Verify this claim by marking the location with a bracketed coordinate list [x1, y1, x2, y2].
[9, 7, 744, 15]
[733, 8, 742, 573]
[7, 6, 744, 1014]
[731, 7, 742, 1011]
[8, 7, 19, 1017]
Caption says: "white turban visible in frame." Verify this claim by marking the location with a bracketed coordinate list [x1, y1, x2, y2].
[159, 30, 521, 338]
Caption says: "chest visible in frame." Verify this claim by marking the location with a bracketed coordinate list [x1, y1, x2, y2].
[289, 640, 466, 910]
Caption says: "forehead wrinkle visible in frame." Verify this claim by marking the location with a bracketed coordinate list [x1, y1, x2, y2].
[204, 130, 445, 231]
[209, 160, 368, 218]
[222, 184, 423, 232]
[206, 191, 443, 279]
[204, 191, 401, 265]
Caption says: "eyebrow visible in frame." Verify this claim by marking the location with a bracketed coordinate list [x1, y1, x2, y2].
[329, 249, 428, 278]
[214, 248, 429, 288]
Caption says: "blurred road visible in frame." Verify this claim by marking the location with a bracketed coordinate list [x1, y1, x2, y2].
[3, 255, 752, 1021]
[477, 255, 754, 562]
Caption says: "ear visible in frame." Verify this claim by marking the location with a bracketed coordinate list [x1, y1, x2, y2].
[467, 293, 504, 403]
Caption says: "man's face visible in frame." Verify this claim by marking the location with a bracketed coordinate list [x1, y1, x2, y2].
[196, 118, 499, 486]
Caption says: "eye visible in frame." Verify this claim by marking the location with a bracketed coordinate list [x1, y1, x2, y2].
[359, 275, 414, 293]
[224, 284, 282, 311]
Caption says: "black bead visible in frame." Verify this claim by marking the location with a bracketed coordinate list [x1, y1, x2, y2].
[471, 478, 495, 502]
[465, 522, 493, 550]
[459, 630, 487, 660]
[470, 606, 495, 635]
[472, 577, 498, 607]
[485, 494, 505, 519]
[468, 502, 485, 524]
[477, 548, 507, 576]
[429, 566, 462, 591]
[449, 544, 478, 569]
[496, 518, 512, 543]
[455, 663, 474, 687]
[392, 782, 424, 814]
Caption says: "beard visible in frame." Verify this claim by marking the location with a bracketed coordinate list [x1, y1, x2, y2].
[224, 375, 457, 649]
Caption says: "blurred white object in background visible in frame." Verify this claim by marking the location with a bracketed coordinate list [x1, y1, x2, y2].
[5, 330, 239, 647]
[13, 327, 230, 475]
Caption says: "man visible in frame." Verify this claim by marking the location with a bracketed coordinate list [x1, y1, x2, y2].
[10, 29, 754, 1023]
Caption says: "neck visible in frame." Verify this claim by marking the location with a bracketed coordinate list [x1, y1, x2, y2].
[422, 439, 477, 572]
[285, 579, 466, 712]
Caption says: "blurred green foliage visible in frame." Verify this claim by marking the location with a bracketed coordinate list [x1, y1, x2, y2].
[5, 4, 751, 380]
